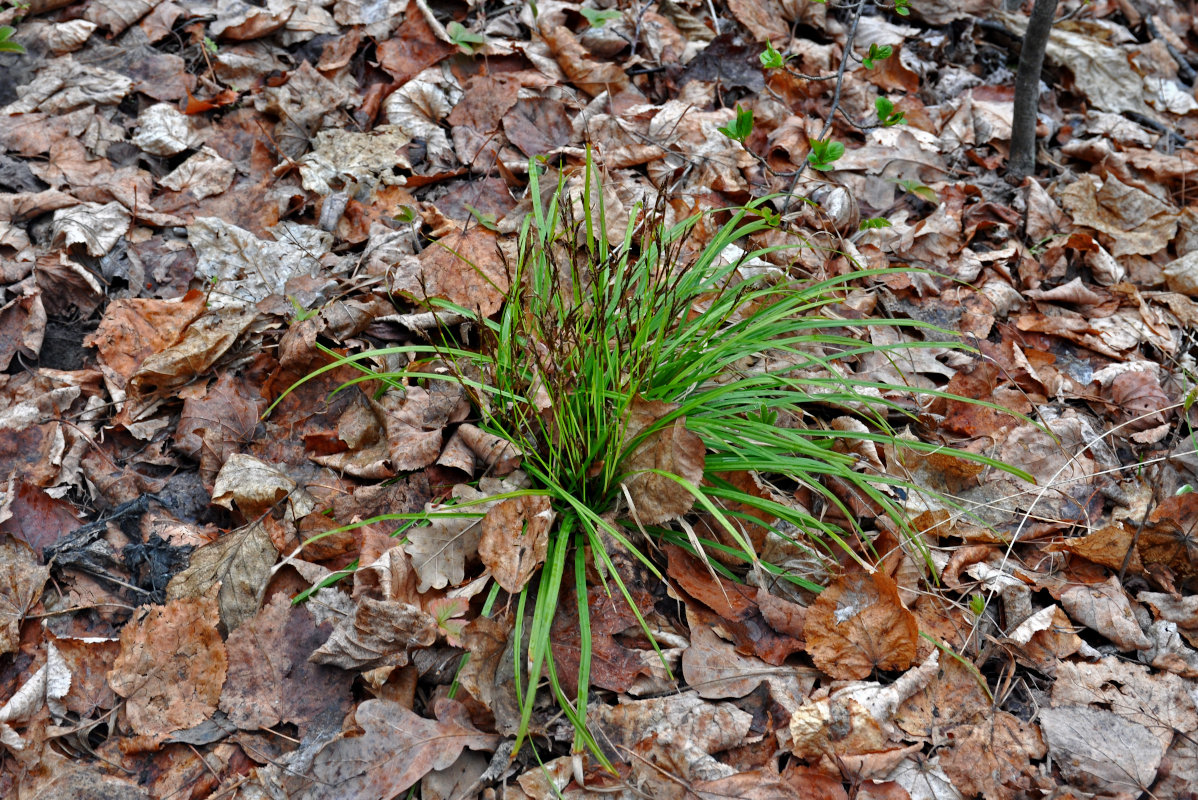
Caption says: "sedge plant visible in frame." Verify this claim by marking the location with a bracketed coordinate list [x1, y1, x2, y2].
[272, 153, 1030, 766]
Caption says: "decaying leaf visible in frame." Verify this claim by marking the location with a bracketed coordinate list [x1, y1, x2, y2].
[939, 712, 1046, 800]
[0, 534, 50, 656]
[804, 570, 919, 680]
[478, 494, 552, 593]
[300, 698, 498, 800]
[310, 597, 438, 670]
[107, 588, 227, 742]
[621, 397, 706, 526]
[165, 519, 278, 631]
[1039, 705, 1163, 793]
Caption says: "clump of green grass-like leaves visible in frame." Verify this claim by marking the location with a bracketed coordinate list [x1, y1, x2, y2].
[274, 153, 1030, 767]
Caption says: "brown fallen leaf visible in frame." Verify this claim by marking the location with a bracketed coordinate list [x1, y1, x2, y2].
[478, 494, 552, 593]
[939, 712, 1046, 800]
[621, 396, 705, 526]
[166, 519, 278, 631]
[125, 306, 259, 401]
[310, 597, 438, 670]
[299, 698, 498, 800]
[218, 592, 293, 730]
[539, 23, 633, 98]
[107, 588, 227, 743]
[894, 652, 989, 740]
[393, 229, 509, 317]
[84, 290, 207, 383]
[551, 575, 654, 695]
[0, 533, 50, 656]
[804, 570, 919, 680]
[220, 593, 355, 733]
[666, 544, 805, 664]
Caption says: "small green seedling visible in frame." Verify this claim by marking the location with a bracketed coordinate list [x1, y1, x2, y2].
[718, 104, 754, 144]
[895, 0, 911, 15]
[288, 296, 319, 323]
[859, 217, 893, 230]
[203, 36, 218, 54]
[807, 138, 844, 171]
[875, 97, 906, 127]
[464, 204, 498, 231]
[446, 21, 486, 55]
[862, 43, 892, 69]
[893, 178, 940, 204]
[759, 40, 787, 70]
[0, 25, 25, 54]
[969, 593, 985, 616]
[581, 7, 621, 27]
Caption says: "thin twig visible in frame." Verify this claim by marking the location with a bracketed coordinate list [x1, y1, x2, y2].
[781, 0, 866, 214]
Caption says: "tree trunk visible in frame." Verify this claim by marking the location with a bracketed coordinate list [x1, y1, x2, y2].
[1008, 0, 1059, 182]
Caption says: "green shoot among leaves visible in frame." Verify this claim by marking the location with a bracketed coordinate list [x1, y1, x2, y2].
[464, 204, 498, 231]
[580, 7, 622, 27]
[894, 178, 940, 204]
[862, 43, 892, 69]
[874, 97, 906, 127]
[807, 138, 844, 171]
[759, 40, 787, 69]
[0, 25, 25, 54]
[446, 20, 486, 55]
[895, 0, 911, 15]
[859, 217, 893, 230]
[969, 593, 985, 616]
[717, 104, 754, 144]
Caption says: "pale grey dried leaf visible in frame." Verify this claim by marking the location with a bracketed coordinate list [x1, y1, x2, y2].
[51, 202, 130, 257]
[1040, 705, 1162, 792]
[187, 217, 333, 310]
[160, 146, 235, 200]
[132, 102, 201, 156]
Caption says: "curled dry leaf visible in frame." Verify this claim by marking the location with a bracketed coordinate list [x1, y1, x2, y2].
[0, 641, 69, 751]
[478, 494, 552, 593]
[210, 453, 298, 516]
[457, 423, 522, 475]
[310, 597, 438, 670]
[84, 290, 207, 383]
[107, 588, 227, 742]
[1106, 370, 1172, 431]
[1060, 576, 1152, 652]
[622, 396, 705, 526]
[804, 570, 919, 680]
[125, 306, 259, 401]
